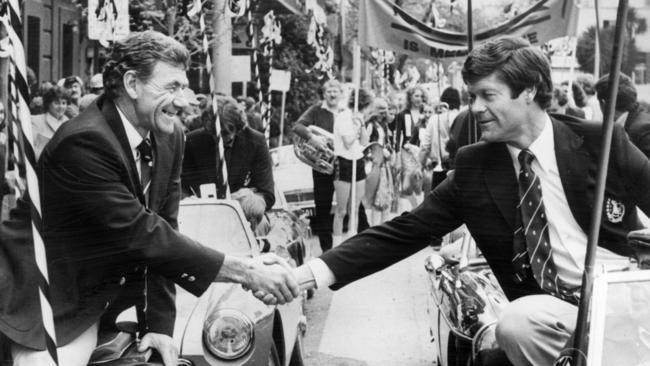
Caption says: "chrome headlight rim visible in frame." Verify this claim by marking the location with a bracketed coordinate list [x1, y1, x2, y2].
[472, 321, 499, 358]
[203, 308, 255, 360]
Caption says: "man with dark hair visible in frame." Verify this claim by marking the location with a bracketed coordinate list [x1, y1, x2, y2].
[17, 31, 298, 366]
[181, 96, 275, 210]
[595, 73, 650, 158]
[286, 36, 650, 365]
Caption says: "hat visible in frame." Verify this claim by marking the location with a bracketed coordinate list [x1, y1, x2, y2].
[89, 74, 103, 89]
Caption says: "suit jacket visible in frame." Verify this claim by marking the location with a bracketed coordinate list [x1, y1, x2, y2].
[320, 114, 650, 301]
[181, 126, 275, 210]
[26, 95, 224, 348]
[624, 105, 650, 159]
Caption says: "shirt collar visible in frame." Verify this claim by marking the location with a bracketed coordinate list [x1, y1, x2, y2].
[45, 113, 66, 132]
[506, 114, 555, 174]
[115, 105, 147, 153]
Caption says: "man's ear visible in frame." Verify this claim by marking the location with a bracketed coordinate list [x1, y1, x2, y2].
[525, 87, 537, 103]
[123, 70, 139, 99]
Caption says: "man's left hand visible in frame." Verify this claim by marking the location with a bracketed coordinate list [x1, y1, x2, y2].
[138, 332, 178, 366]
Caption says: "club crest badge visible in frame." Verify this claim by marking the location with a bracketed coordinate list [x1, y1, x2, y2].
[605, 198, 625, 223]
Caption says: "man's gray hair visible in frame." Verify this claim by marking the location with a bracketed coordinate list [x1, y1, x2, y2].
[102, 31, 190, 100]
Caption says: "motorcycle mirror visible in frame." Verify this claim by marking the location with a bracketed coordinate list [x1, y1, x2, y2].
[424, 253, 445, 272]
[627, 228, 650, 269]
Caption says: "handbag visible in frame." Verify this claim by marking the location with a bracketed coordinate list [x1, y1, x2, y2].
[373, 164, 394, 211]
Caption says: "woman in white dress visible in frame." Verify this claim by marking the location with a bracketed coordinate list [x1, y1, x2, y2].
[332, 88, 372, 246]
[31, 86, 71, 160]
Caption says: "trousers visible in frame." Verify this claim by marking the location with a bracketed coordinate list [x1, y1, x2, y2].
[11, 322, 98, 366]
[496, 295, 576, 366]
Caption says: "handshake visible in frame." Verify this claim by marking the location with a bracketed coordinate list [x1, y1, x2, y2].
[225, 253, 317, 305]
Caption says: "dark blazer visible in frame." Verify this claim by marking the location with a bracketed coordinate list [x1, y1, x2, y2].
[181, 126, 275, 210]
[24, 96, 225, 348]
[320, 114, 650, 301]
[624, 105, 650, 159]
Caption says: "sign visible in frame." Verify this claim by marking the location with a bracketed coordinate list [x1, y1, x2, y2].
[231, 56, 252, 82]
[88, 0, 130, 45]
[269, 69, 291, 92]
[359, 0, 579, 59]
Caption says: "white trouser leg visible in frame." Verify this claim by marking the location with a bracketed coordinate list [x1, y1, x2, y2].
[496, 295, 577, 366]
[11, 322, 98, 366]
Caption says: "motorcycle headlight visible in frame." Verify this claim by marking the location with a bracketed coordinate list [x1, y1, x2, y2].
[203, 309, 254, 360]
[472, 322, 499, 358]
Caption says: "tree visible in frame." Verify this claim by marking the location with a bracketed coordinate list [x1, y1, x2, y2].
[575, 7, 645, 76]
[266, 13, 333, 145]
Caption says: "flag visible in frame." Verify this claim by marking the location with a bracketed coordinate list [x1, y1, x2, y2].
[359, 0, 580, 59]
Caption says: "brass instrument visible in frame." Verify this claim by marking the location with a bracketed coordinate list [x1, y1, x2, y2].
[293, 125, 336, 175]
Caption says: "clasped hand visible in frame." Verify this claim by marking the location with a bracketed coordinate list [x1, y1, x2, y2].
[243, 253, 300, 305]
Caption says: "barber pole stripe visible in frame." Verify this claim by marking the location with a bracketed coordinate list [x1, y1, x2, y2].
[262, 44, 273, 144]
[200, 3, 230, 198]
[245, 0, 263, 106]
[2, 0, 58, 363]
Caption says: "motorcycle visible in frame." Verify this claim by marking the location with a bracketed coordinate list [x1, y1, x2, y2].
[424, 231, 511, 366]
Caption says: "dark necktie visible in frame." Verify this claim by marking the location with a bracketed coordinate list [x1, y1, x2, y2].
[512, 149, 578, 303]
[137, 138, 153, 204]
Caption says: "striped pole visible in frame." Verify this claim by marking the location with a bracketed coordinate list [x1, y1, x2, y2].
[263, 41, 273, 144]
[2, 0, 58, 363]
[199, 1, 230, 198]
[245, 0, 264, 108]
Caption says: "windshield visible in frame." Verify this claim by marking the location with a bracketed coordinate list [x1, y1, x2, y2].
[178, 203, 253, 256]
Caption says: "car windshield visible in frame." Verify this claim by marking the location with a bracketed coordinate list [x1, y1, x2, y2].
[178, 203, 252, 257]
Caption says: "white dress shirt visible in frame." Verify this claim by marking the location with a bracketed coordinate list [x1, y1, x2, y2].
[506, 115, 628, 286]
[308, 114, 629, 289]
[115, 106, 147, 178]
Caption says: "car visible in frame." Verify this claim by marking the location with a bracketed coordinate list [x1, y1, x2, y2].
[270, 145, 316, 218]
[168, 198, 309, 366]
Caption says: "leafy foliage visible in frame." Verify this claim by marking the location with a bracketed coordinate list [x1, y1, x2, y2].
[576, 7, 645, 76]
[265, 13, 329, 145]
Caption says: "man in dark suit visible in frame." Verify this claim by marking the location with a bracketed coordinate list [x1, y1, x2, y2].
[595, 73, 650, 158]
[287, 37, 650, 365]
[6, 31, 298, 366]
[181, 96, 275, 210]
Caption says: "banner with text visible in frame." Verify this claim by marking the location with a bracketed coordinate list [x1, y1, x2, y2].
[359, 0, 579, 59]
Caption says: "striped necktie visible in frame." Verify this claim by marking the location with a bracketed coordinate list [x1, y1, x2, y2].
[137, 137, 153, 204]
[513, 149, 579, 303]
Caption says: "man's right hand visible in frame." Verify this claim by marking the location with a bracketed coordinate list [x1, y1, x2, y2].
[219, 255, 300, 305]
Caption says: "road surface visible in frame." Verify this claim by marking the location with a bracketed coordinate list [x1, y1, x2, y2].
[302, 236, 438, 366]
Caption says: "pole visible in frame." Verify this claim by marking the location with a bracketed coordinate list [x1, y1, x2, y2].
[349, 41, 361, 236]
[594, 0, 601, 79]
[201, 0, 230, 198]
[279, 91, 286, 146]
[571, 1, 628, 364]
[2, 0, 58, 363]
[466, 0, 477, 143]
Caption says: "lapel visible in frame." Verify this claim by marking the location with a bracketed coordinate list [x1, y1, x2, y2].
[227, 130, 249, 184]
[148, 132, 172, 209]
[484, 143, 519, 229]
[552, 118, 592, 233]
[100, 96, 147, 205]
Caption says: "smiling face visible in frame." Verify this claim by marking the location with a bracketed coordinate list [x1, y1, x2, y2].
[323, 85, 342, 109]
[67, 82, 82, 101]
[468, 73, 532, 145]
[47, 98, 69, 120]
[130, 61, 189, 136]
[410, 88, 424, 109]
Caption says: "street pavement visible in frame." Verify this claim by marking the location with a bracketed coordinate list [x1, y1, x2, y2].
[303, 236, 438, 366]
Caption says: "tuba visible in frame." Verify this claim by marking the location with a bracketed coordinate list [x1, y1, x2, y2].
[293, 125, 336, 175]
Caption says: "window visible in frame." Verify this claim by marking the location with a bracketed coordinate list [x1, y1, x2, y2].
[26, 16, 40, 81]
